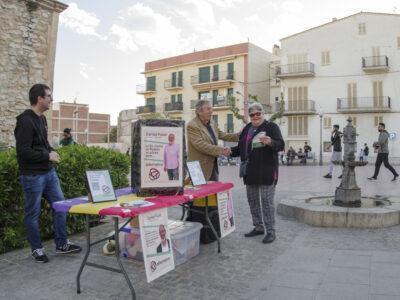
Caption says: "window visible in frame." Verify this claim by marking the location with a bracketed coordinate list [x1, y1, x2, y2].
[374, 116, 383, 127]
[212, 90, 218, 106]
[227, 88, 234, 97]
[212, 115, 218, 124]
[227, 62, 234, 79]
[358, 23, 366, 35]
[288, 116, 308, 136]
[171, 72, 177, 87]
[199, 67, 210, 83]
[171, 95, 176, 103]
[199, 91, 210, 100]
[178, 71, 183, 86]
[288, 86, 308, 111]
[146, 76, 156, 91]
[177, 94, 182, 102]
[212, 65, 219, 81]
[373, 81, 383, 107]
[347, 83, 357, 108]
[227, 114, 234, 133]
[321, 51, 330, 66]
[323, 117, 332, 129]
[146, 97, 155, 106]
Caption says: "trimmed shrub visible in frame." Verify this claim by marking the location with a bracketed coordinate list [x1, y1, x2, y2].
[0, 145, 130, 253]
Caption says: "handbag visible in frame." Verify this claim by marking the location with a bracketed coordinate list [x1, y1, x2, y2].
[239, 160, 248, 178]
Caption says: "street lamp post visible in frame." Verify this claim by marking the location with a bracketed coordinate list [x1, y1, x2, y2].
[319, 112, 323, 166]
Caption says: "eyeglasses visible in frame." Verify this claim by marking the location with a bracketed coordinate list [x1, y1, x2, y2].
[249, 112, 262, 118]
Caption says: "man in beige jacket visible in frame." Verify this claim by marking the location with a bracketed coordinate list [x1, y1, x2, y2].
[187, 99, 240, 181]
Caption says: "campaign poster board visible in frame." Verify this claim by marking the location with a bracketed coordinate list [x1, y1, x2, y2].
[217, 191, 236, 238]
[139, 208, 175, 283]
[140, 126, 183, 188]
[85, 170, 116, 203]
[131, 119, 186, 196]
[186, 161, 206, 186]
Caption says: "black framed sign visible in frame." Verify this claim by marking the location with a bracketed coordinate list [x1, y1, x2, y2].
[85, 170, 117, 203]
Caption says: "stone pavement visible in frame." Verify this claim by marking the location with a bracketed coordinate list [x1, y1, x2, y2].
[1, 165, 400, 300]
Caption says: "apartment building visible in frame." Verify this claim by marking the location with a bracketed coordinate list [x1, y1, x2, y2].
[136, 43, 274, 134]
[276, 12, 400, 159]
[51, 102, 111, 145]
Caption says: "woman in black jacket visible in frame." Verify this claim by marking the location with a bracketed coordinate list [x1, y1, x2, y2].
[231, 103, 284, 243]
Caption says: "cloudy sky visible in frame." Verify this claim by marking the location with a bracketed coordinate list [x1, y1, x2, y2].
[53, 0, 399, 124]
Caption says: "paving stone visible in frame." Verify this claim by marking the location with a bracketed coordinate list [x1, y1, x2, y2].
[316, 282, 369, 300]
[324, 266, 370, 285]
[273, 270, 323, 290]
[329, 253, 371, 269]
[263, 285, 315, 300]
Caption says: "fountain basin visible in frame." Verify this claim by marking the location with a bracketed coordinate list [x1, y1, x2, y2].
[278, 196, 400, 228]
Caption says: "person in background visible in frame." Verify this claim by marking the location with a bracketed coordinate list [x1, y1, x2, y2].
[59, 128, 76, 146]
[368, 123, 398, 181]
[323, 124, 343, 179]
[363, 143, 369, 162]
[359, 148, 364, 162]
[231, 103, 284, 244]
[14, 84, 81, 263]
[286, 146, 296, 166]
[304, 141, 312, 159]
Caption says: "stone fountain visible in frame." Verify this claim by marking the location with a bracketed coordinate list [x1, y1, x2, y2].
[333, 118, 367, 207]
[277, 118, 400, 228]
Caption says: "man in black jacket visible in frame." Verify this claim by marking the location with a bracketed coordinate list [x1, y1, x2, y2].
[14, 84, 81, 263]
[323, 124, 343, 179]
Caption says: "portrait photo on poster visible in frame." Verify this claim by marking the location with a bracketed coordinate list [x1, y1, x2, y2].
[140, 126, 183, 189]
[186, 160, 207, 186]
[85, 170, 117, 203]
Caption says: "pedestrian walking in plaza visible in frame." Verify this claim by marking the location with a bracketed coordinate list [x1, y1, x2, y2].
[368, 123, 398, 181]
[323, 124, 343, 179]
[231, 103, 284, 244]
[14, 84, 82, 263]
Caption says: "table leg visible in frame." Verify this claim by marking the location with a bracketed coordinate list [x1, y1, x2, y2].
[204, 196, 221, 253]
[113, 217, 136, 300]
[76, 215, 90, 294]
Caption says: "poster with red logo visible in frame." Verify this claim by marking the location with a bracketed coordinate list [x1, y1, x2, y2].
[139, 208, 175, 283]
[217, 191, 236, 238]
[140, 126, 183, 188]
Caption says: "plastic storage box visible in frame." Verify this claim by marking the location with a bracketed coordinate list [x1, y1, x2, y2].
[169, 220, 203, 266]
[119, 220, 202, 266]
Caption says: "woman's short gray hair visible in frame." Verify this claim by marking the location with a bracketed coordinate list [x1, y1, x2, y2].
[195, 99, 211, 115]
[248, 102, 264, 114]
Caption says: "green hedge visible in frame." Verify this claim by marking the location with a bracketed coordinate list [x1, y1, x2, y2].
[0, 145, 130, 253]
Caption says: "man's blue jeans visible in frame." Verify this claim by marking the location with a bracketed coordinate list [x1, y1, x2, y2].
[19, 168, 67, 251]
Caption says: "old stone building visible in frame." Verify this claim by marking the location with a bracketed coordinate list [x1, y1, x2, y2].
[117, 108, 137, 147]
[0, 0, 67, 145]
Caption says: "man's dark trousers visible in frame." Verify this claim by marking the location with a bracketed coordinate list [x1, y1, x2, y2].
[373, 153, 398, 178]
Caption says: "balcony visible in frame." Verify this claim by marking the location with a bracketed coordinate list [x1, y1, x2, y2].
[136, 84, 156, 95]
[164, 80, 183, 90]
[276, 62, 315, 78]
[282, 100, 316, 115]
[362, 56, 389, 72]
[164, 101, 183, 112]
[191, 71, 235, 89]
[136, 105, 156, 114]
[337, 97, 391, 113]
[212, 96, 230, 110]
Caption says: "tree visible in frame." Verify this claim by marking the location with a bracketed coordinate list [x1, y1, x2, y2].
[269, 92, 285, 122]
[227, 93, 259, 124]
[103, 127, 117, 143]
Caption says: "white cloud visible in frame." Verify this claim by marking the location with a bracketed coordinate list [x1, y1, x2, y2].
[110, 3, 191, 55]
[281, 0, 304, 13]
[203, 18, 245, 49]
[207, 0, 244, 8]
[79, 63, 93, 79]
[60, 3, 106, 39]
[110, 24, 139, 52]
[245, 14, 263, 25]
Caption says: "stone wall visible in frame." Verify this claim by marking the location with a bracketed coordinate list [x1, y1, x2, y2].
[117, 109, 137, 146]
[0, 0, 67, 145]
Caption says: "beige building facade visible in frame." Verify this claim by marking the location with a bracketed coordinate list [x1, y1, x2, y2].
[0, 0, 67, 145]
[136, 43, 274, 133]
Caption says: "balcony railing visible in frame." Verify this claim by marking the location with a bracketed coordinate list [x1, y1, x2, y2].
[337, 97, 391, 113]
[212, 96, 229, 108]
[282, 100, 316, 115]
[362, 56, 389, 71]
[191, 71, 235, 87]
[136, 84, 156, 94]
[137, 105, 156, 114]
[276, 62, 315, 78]
[164, 80, 183, 89]
[164, 102, 183, 112]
